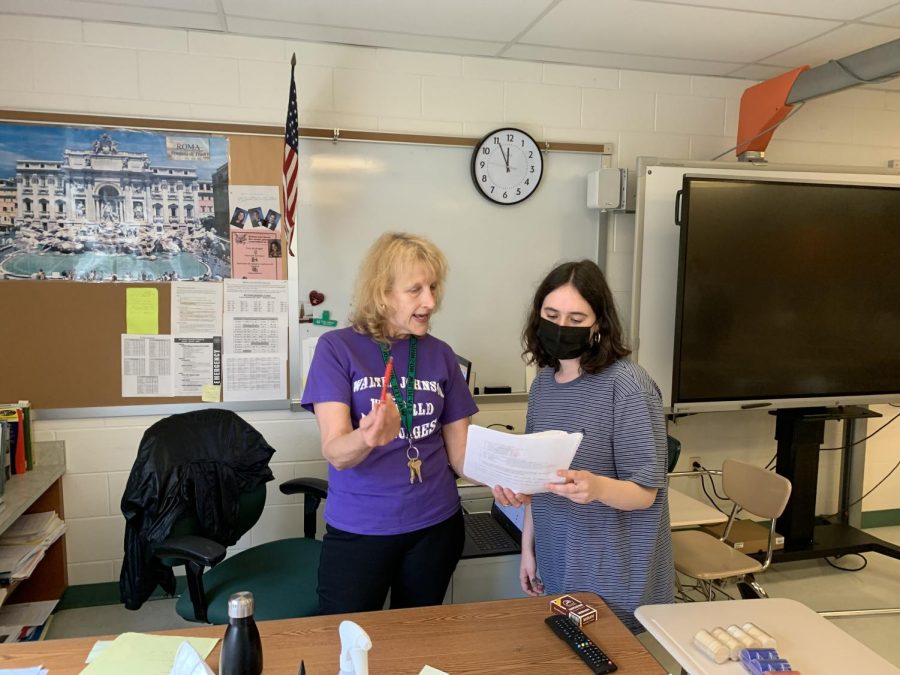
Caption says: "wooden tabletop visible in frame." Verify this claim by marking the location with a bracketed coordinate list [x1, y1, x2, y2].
[0, 593, 665, 674]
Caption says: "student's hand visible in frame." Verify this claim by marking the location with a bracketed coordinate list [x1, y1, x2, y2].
[492, 485, 530, 508]
[359, 399, 401, 448]
[519, 550, 544, 596]
[546, 469, 602, 504]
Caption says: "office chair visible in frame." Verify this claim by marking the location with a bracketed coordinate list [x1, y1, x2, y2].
[671, 458, 791, 602]
[666, 435, 682, 473]
[121, 409, 328, 624]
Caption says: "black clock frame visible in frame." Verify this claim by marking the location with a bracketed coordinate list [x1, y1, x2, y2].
[471, 127, 543, 205]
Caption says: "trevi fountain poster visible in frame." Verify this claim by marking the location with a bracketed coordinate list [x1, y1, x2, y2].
[0, 122, 230, 282]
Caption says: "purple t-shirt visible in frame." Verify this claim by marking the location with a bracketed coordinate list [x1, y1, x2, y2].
[301, 327, 478, 535]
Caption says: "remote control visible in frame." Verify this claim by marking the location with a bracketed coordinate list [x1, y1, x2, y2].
[545, 614, 618, 674]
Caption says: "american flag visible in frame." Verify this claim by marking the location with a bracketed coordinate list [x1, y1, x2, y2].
[282, 55, 299, 256]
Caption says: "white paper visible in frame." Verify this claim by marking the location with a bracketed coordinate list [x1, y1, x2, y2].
[0, 666, 46, 673]
[462, 425, 582, 495]
[223, 279, 289, 315]
[85, 640, 114, 664]
[228, 185, 281, 232]
[0, 600, 57, 627]
[170, 641, 215, 675]
[224, 315, 288, 356]
[171, 282, 223, 335]
[122, 335, 174, 397]
[222, 354, 286, 401]
[301, 336, 319, 391]
[172, 337, 222, 396]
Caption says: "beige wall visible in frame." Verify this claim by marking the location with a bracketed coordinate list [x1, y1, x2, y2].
[4, 15, 899, 584]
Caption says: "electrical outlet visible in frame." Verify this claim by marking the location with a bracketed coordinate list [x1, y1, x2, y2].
[689, 456, 702, 470]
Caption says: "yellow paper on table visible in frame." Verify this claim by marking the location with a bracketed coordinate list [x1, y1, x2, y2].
[126, 288, 159, 334]
[81, 632, 219, 675]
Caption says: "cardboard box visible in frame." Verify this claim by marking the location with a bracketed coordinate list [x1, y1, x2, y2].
[567, 603, 597, 627]
[549, 595, 582, 616]
[549, 595, 597, 627]
[700, 519, 784, 555]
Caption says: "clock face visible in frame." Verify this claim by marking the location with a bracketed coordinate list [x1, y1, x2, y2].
[471, 128, 543, 205]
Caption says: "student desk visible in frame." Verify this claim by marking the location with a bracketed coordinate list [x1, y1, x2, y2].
[635, 597, 898, 675]
[668, 488, 728, 529]
[0, 593, 666, 674]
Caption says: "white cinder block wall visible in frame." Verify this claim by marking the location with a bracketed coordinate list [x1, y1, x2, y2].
[4, 15, 899, 585]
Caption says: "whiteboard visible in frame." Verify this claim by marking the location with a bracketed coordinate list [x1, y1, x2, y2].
[631, 160, 900, 410]
[289, 138, 606, 394]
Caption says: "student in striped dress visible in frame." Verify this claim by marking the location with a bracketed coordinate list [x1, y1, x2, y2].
[519, 260, 674, 633]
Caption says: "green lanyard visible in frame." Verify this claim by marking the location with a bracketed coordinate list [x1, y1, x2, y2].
[380, 336, 417, 436]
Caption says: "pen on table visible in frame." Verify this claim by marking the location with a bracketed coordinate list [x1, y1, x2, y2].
[299, 659, 306, 675]
[380, 356, 394, 404]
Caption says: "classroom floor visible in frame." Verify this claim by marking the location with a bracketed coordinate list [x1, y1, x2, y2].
[45, 526, 900, 672]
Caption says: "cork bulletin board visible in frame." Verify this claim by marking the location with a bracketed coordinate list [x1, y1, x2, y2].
[0, 111, 283, 408]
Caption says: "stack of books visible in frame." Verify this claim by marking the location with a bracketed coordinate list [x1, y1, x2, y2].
[0, 401, 33, 479]
[0, 512, 66, 584]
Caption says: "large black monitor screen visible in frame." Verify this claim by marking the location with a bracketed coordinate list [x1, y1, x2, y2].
[674, 176, 900, 407]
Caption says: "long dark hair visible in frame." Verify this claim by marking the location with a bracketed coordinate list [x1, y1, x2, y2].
[522, 260, 631, 374]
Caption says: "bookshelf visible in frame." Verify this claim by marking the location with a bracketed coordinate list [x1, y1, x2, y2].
[0, 441, 67, 605]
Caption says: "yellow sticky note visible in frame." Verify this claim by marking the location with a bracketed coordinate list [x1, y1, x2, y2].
[126, 288, 159, 334]
[202, 384, 221, 402]
[81, 632, 218, 675]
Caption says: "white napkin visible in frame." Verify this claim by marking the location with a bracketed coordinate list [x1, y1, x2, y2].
[170, 641, 215, 675]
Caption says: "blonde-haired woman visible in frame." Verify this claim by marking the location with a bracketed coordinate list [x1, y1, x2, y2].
[301, 231, 477, 614]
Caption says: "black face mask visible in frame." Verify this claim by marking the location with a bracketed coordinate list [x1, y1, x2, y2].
[537, 317, 594, 361]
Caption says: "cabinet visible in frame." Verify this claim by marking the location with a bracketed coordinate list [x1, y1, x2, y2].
[0, 440, 67, 605]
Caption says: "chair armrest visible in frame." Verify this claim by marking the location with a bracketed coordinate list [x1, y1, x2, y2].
[279, 477, 328, 499]
[280, 477, 328, 539]
[154, 535, 226, 568]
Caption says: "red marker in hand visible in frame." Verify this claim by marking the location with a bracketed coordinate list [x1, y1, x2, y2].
[380, 356, 394, 404]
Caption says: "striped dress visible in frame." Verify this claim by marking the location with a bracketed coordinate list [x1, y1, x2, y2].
[528, 359, 674, 633]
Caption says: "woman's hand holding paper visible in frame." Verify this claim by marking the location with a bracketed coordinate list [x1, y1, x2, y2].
[491, 484, 530, 507]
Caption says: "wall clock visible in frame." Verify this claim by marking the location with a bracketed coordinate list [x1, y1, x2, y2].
[471, 128, 543, 205]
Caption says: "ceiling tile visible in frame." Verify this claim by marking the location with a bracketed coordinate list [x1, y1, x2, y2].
[0, 0, 222, 30]
[520, 0, 838, 62]
[647, 0, 900, 21]
[504, 44, 741, 76]
[862, 4, 900, 27]
[227, 17, 504, 57]
[101, 0, 218, 10]
[222, 0, 554, 42]
[760, 23, 900, 66]
[726, 64, 793, 80]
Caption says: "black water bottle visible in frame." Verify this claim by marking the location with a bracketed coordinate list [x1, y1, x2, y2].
[219, 591, 263, 675]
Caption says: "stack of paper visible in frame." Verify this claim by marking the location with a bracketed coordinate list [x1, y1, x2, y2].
[82, 633, 218, 675]
[462, 426, 583, 494]
[0, 512, 66, 582]
[0, 599, 57, 643]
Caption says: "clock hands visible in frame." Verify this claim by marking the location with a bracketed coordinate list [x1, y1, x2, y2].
[501, 144, 510, 173]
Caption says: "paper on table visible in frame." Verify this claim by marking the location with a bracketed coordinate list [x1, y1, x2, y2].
[170, 641, 214, 675]
[462, 425, 582, 494]
[81, 633, 218, 675]
[0, 668, 47, 674]
[85, 640, 114, 664]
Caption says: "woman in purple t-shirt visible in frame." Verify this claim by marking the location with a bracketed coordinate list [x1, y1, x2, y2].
[302, 232, 502, 614]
